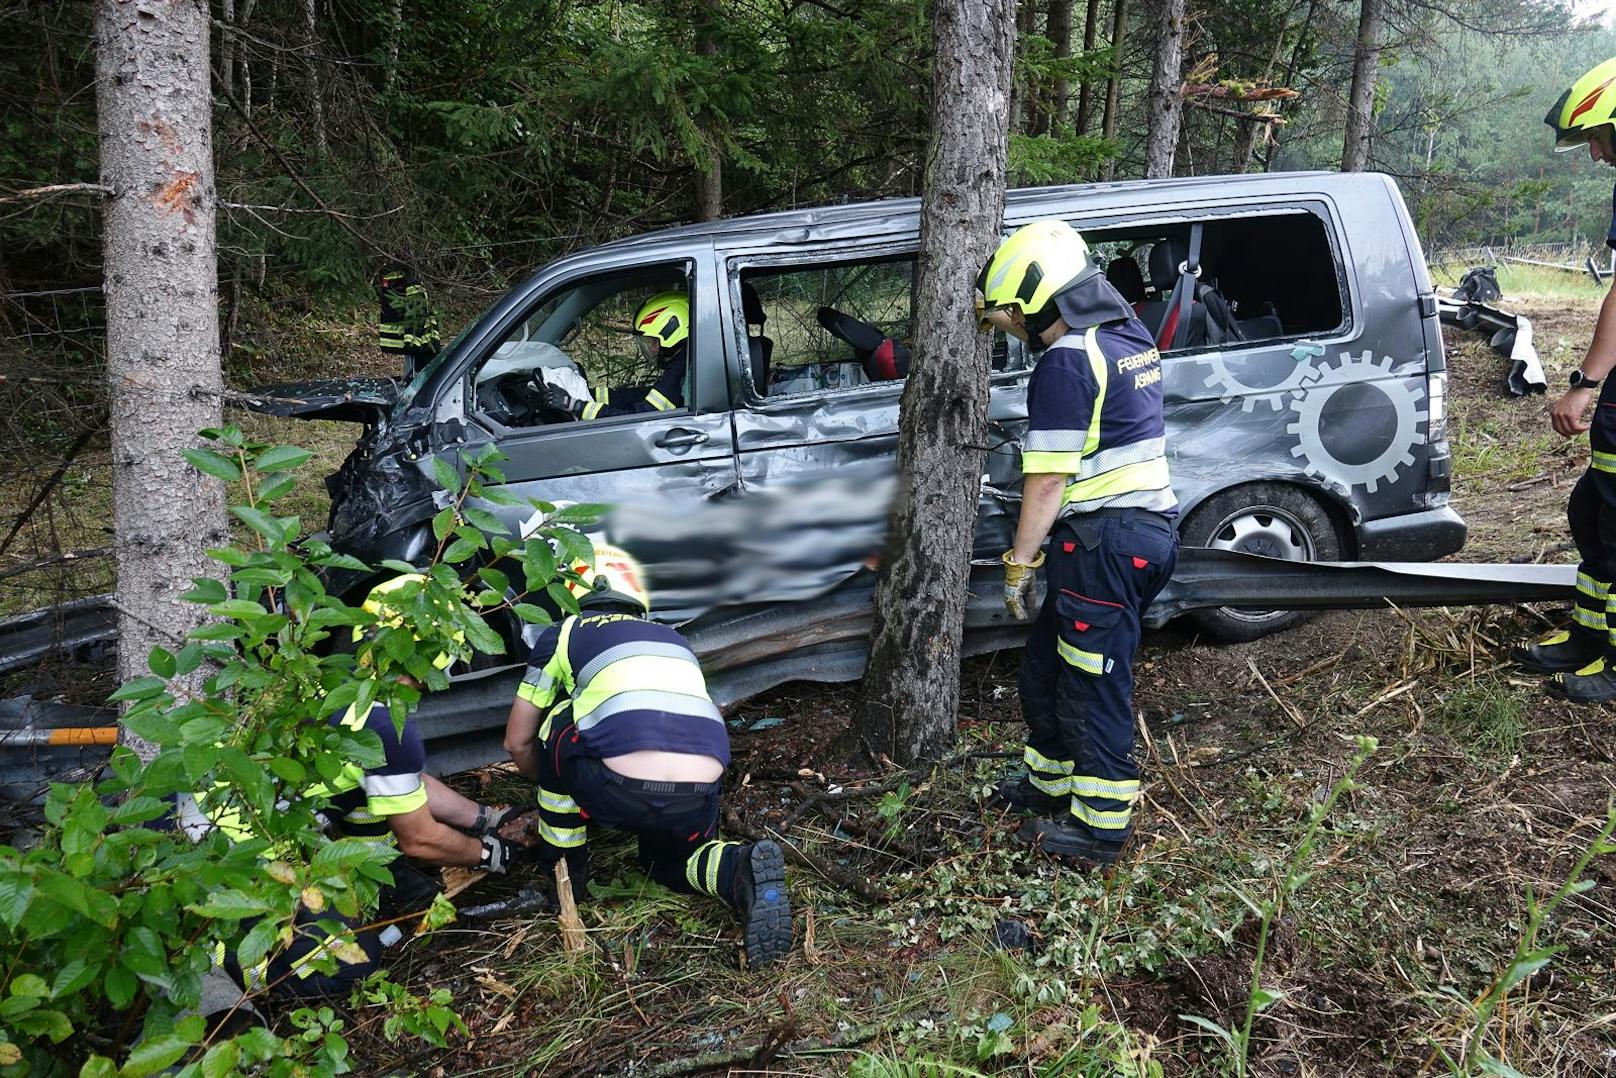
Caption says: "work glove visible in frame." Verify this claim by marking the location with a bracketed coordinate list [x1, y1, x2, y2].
[467, 803, 516, 838]
[536, 380, 586, 417]
[1000, 549, 1045, 621]
[479, 834, 522, 875]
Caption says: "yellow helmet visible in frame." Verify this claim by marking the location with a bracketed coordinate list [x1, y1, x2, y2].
[975, 219, 1099, 340]
[1546, 58, 1616, 151]
[568, 542, 651, 615]
[356, 573, 465, 671]
[634, 291, 690, 348]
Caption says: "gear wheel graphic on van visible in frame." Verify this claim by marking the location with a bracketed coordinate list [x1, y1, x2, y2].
[1200, 350, 1318, 411]
[1285, 350, 1427, 495]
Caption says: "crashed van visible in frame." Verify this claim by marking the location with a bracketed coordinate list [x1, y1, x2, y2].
[247, 171, 1462, 758]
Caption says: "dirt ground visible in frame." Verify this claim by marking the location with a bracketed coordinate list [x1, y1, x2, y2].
[315, 293, 1616, 1076]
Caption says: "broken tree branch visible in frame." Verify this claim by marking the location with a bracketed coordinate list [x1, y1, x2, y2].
[1181, 83, 1298, 101]
[1185, 100, 1288, 124]
[0, 428, 97, 557]
[0, 183, 114, 205]
[0, 548, 112, 582]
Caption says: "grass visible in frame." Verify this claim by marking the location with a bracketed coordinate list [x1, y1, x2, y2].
[1434, 676, 1527, 763]
[1430, 260, 1611, 301]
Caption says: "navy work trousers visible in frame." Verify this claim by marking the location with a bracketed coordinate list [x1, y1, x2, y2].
[1018, 508, 1177, 839]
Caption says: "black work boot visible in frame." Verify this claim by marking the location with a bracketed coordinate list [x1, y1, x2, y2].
[1515, 629, 1603, 674]
[992, 773, 1066, 815]
[730, 841, 792, 969]
[1018, 816, 1127, 869]
[1549, 657, 1616, 704]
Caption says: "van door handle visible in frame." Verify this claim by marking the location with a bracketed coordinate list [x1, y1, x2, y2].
[655, 428, 710, 448]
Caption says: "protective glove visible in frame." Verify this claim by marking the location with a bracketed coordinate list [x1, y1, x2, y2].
[537, 380, 586, 417]
[467, 803, 516, 838]
[479, 834, 522, 874]
[1000, 549, 1045, 621]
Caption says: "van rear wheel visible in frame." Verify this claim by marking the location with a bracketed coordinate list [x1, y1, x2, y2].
[1181, 483, 1342, 643]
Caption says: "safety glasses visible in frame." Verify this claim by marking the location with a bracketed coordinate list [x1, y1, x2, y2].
[974, 291, 1029, 343]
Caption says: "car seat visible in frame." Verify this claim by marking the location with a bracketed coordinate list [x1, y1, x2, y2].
[1105, 257, 1148, 306]
[1136, 237, 1245, 350]
[741, 281, 774, 396]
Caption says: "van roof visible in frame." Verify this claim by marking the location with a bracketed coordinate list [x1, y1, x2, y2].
[591, 170, 1351, 255]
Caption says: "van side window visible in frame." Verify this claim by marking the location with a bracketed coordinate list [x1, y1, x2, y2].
[470, 267, 693, 429]
[1090, 209, 1345, 354]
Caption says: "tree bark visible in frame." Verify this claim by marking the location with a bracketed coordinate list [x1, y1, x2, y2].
[1073, 0, 1100, 135]
[220, 0, 235, 101]
[1040, 0, 1073, 137]
[1341, 0, 1383, 172]
[1010, 0, 1038, 134]
[1143, 0, 1184, 178]
[382, 0, 405, 94]
[693, 0, 722, 220]
[855, 0, 1013, 766]
[95, 0, 229, 760]
[303, 0, 326, 155]
[1099, 0, 1128, 179]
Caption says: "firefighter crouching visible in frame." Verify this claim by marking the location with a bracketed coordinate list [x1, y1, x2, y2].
[175, 574, 527, 1001]
[502, 546, 794, 968]
[976, 219, 1179, 869]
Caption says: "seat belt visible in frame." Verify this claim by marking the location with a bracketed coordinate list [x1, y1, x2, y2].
[1152, 223, 1203, 351]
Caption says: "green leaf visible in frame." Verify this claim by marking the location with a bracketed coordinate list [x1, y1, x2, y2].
[110, 796, 169, 826]
[522, 539, 557, 590]
[51, 959, 97, 1000]
[549, 503, 609, 524]
[231, 567, 291, 588]
[311, 552, 370, 572]
[10, 973, 47, 998]
[477, 566, 510, 593]
[189, 890, 272, 919]
[182, 448, 242, 484]
[120, 1033, 193, 1078]
[1251, 986, 1286, 1011]
[199, 1040, 239, 1078]
[1178, 1014, 1237, 1053]
[109, 678, 168, 703]
[173, 643, 204, 676]
[104, 964, 136, 1009]
[443, 538, 480, 564]
[208, 599, 269, 620]
[463, 507, 508, 535]
[0, 872, 35, 928]
[147, 647, 176, 679]
[432, 506, 457, 542]
[255, 471, 297, 503]
[380, 559, 421, 576]
[255, 445, 314, 472]
[268, 757, 306, 784]
[430, 456, 460, 492]
[205, 546, 250, 568]
[231, 506, 286, 543]
[81, 1054, 118, 1078]
[237, 918, 280, 971]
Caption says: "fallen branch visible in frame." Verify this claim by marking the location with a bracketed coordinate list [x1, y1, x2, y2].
[1181, 82, 1298, 101]
[1184, 99, 1288, 124]
[0, 428, 97, 556]
[780, 748, 1014, 829]
[555, 860, 588, 952]
[615, 1011, 927, 1078]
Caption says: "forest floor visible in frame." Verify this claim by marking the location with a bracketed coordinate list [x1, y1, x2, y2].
[7, 292, 1616, 1076]
[329, 294, 1616, 1076]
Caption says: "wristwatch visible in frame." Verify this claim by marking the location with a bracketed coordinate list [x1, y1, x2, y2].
[1570, 370, 1603, 391]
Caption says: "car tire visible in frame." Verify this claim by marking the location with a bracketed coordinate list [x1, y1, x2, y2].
[1181, 483, 1343, 643]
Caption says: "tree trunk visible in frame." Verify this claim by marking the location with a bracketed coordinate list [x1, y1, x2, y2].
[303, 0, 327, 155]
[1011, 0, 1037, 134]
[95, 0, 229, 760]
[693, 1, 722, 220]
[1143, 0, 1184, 178]
[382, 0, 404, 93]
[1099, 0, 1128, 179]
[855, 0, 1014, 766]
[1042, 0, 1073, 137]
[1341, 0, 1383, 172]
[220, 0, 235, 101]
[1073, 0, 1100, 135]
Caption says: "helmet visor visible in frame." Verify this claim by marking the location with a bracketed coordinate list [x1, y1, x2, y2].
[636, 333, 661, 362]
[1555, 128, 1594, 151]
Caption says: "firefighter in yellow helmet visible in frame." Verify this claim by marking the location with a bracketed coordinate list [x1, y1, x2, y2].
[975, 219, 1177, 869]
[1518, 59, 1616, 702]
[502, 544, 793, 968]
[542, 291, 692, 419]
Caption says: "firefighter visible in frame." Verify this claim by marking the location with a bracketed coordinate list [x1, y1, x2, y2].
[541, 291, 690, 419]
[975, 219, 1179, 868]
[501, 545, 793, 968]
[182, 574, 526, 998]
[377, 266, 443, 378]
[1518, 57, 1616, 703]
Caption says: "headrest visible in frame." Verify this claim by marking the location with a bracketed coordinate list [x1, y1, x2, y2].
[741, 281, 767, 327]
[1148, 238, 1189, 291]
[1105, 258, 1147, 304]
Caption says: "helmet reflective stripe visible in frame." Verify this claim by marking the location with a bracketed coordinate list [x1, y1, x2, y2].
[634, 291, 690, 347]
[976, 219, 1095, 337]
[1547, 58, 1616, 150]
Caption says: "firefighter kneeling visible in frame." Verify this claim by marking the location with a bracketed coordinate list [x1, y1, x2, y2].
[502, 547, 793, 968]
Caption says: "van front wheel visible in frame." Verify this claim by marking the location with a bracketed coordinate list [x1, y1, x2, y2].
[1180, 484, 1342, 643]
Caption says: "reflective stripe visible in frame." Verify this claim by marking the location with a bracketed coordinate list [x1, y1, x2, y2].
[556, 620, 578, 692]
[538, 820, 587, 848]
[575, 642, 699, 695]
[595, 387, 612, 403]
[1538, 629, 1572, 646]
[1022, 450, 1084, 474]
[1069, 775, 1140, 800]
[1070, 799, 1132, 830]
[1575, 606, 1608, 631]
[368, 786, 428, 816]
[1077, 437, 1167, 480]
[1081, 327, 1106, 457]
[523, 667, 556, 691]
[1062, 457, 1173, 506]
[581, 401, 604, 421]
[1057, 638, 1105, 675]
[645, 389, 677, 412]
[1029, 772, 1071, 796]
[706, 842, 727, 896]
[1060, 484, 1178, 517]
[575, 689, 723, 732]
[1023, 428, 1087, 453]
[1578, 571, 1610, 599]
[538, 787, 580, 814]
[1593, 450, 1616, 473]
[1023, 745, 1074, 775]
[686, 847, 704, 891]
[363, 772, 423, 798]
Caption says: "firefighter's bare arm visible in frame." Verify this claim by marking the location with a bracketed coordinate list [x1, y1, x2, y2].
[504, 697, 543, 780]
[1011, 473, 1069, 563]
[389, 802, 485, 865]
[422, 773, 482, 829]
[1552, 280, 1616, 437]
